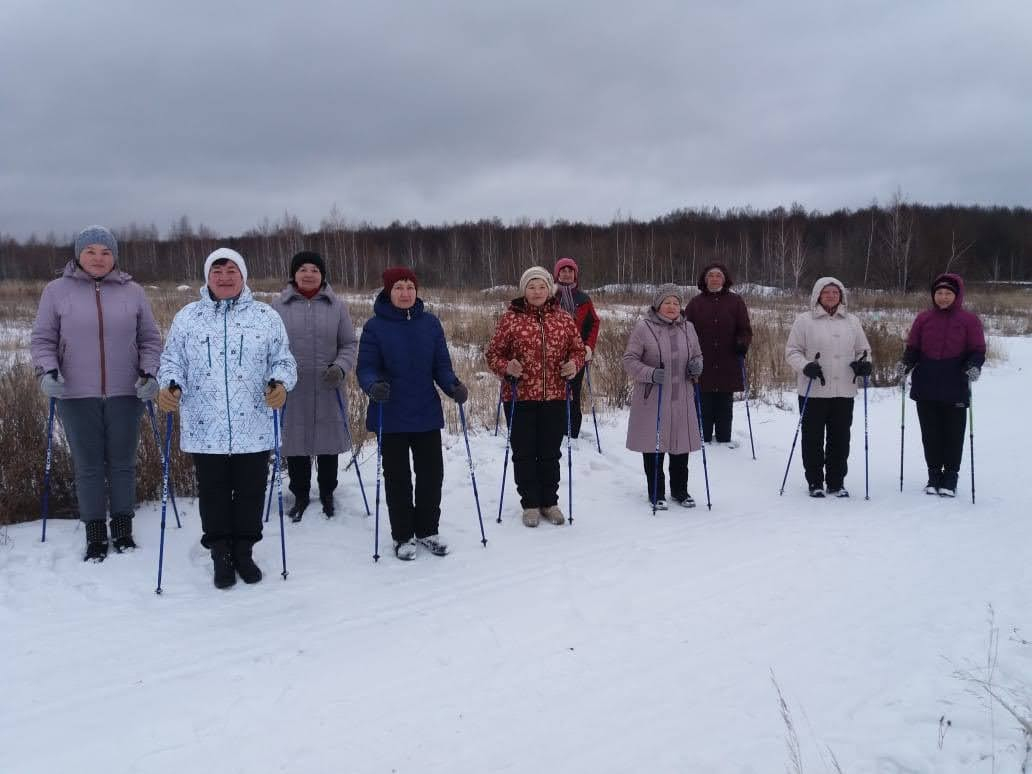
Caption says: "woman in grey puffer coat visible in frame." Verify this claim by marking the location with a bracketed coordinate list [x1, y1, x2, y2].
[623, 284, 704, 510]
[273, 251, 358, 520]
[30, 226, 163, 561]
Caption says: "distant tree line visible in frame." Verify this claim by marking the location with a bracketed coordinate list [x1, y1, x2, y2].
[2, 196, 1030, 290]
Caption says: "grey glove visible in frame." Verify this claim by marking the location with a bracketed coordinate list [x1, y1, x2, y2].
[40, 370, 65, 399]
[686, 357, 703, 379]
[135, 375, 159, 401]
[369, 381, 390, 403]
[965, 365, 981, 383]
[651, 368, 666, 385]
[321, 364, 345, 388]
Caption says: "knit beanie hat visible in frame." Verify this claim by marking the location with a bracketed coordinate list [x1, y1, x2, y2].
[290, 250, 326, 282]
[932, 275, 960, 295]
[203, 248, 248, 284]
[553, 256, 579, 283]
[519, 266, 555, 296]
[651, 283, 684, 311]
[74, 225, 118, 262]
[383, 266, 418, 296]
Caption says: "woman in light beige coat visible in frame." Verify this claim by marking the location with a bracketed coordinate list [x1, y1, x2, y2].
[785, 277, 871, 498]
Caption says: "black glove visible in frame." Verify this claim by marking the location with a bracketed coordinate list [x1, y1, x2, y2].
[802, 361, 825, 385]
[849, 359, 872, 378]
[734, 342, 748, 356]
[321, 365, 346, 388]
[369, 381, 390, 403]
[450, 381, 469, 404]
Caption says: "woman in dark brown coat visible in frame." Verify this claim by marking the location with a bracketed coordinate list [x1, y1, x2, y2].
[683, 263, 752, 448]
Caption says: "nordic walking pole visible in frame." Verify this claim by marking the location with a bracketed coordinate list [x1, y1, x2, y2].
[496, 378, 518, 524]
[899, 374, 907, 492]
[585, 363, 603, 454]
[651, 377, 664, 516]
[780, 353, 820, 496]
[335, 388, 370, 516]
[263, 407, 282, 523]
[565, 379, 574, 525]
[968, 383, 975, 505]
[854, 350, 870, 501]
[146, 401, 181, 528]
[693, 382, 712, 510]
[373, 401, 384, 561]
[272, 408, 288, 580]
[155, 412, 174, 595]
[459, 403, 487, 546]
[493, 381, 503, 437]
[739, 356, 756, 460]
[40, 397, 55, 543]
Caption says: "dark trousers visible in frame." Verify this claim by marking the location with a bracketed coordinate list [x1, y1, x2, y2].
[916, 400, 967, 490]
[699, 391, 733, 443]
[569, 368, 586, 438]
[641, 452, 690, 502]
[505, 400, 567, 509]
[58, 396, 143, 523]
[193, 452, 269, 548]
[799, 396, 854, 490]
[286, 454, 338, 500]
[381, 430, 443, 543]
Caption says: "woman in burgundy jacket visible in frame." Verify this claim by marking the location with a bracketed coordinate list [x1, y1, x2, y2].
[553, 257, 601, 440]
[683, 263, 752, 447]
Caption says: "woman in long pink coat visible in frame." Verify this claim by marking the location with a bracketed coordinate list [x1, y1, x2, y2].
[623, 284, 704, 510]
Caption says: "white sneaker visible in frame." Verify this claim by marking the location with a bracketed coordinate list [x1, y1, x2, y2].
[394, 538, 417, 561]
[674, 494, 696, 508]
[938, 488, 957, 498]
[718, 440, 740, 449]
[924, 485, 938, 495]
[827, 488, 850, 498]
[650, 499, 668, 511]
[417, 534, 449, 556]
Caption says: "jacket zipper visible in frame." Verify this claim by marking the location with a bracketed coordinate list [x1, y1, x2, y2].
[206, 337, 212, 367]
[238, 334, 244, 366]
[539, 310, 547, 399]
[95, 282, 107, 397]
[222, 303, 233, 454]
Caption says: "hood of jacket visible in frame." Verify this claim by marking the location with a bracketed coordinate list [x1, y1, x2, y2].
[809, 276, 849, 314]
[697, 261, 733, 293]
[929, 272, 966, 308]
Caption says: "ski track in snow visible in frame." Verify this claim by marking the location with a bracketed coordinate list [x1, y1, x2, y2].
[2, 339, 1030, 774]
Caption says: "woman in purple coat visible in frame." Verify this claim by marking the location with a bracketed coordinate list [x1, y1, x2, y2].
[683, 263, 752, 448]
[898, 273, 985, 497]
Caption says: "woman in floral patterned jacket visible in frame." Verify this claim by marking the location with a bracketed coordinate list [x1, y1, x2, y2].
[486, 267, 585, 528]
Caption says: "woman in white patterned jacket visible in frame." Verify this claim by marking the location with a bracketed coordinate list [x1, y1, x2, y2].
[158, 248, 297, 589]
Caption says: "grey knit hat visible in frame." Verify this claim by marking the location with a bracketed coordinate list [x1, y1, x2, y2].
[74, 225, 118, 262]
[651, 283, 684, 311]
[519, 266, 555, 296]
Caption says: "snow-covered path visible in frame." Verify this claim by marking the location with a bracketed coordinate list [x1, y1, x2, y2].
[2, 341, 1029, 773]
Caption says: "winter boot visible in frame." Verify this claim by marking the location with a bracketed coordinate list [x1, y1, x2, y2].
[674, 493, 696, 508]
[521, 508, 541, 528]
[394, 537, 417, 561]
[649, 498, 668, 511]
[541, 505, 566, 525]
[938, 487, 957, 498]
[210, 541, 236, 589]
[288, 495, 309, 524]
[320, 493, 335, 518]
[417, 534, 449, 556]
[84, 520, 109, 562]
[827, 487, 850, 498]
[110, 514, 137, 553]
[808, 486, 826, 498]
[231, 541, 262, 584]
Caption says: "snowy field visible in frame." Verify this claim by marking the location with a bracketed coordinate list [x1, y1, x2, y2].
[2, 340, 1030, 774]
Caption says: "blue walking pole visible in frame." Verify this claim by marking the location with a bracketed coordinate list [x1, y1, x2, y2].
[968, 383, 975, 505]
[155, 412, 174, 594]
[863, 373, 870, 501]
[263, 406, 284, 523]
[459, 403, 488, 546]
[496, 378, 519, 524]
[40, 397, 55, 543]
[651, 380, 664, 516]
[739, 356, 756, 460]
[272, 409, 288, 579]
[146, 401, 181, 528]
[780, 353, 821, 495]
[373, 401, 384, 561]
[335, 388, 370, 516]
[693, 382, 713, 510]
[493, 381, 503, 437]
[584, 364, 603, 454]
[565, 380, 574, 525]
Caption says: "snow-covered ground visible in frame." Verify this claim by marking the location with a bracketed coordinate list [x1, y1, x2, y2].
[2, 341, 1030, 774]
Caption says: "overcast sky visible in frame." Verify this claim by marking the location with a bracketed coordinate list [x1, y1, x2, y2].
[1, 0, 1029, 241]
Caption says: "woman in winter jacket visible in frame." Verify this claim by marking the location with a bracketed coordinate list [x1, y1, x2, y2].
[30, 226, 163, 561]
[356, 267, 466, 561]
[898, 273, 985, 497]
[623, 284, 704, 509]
[157, 248, 297, 589]
[553, 257, 601, 440]
[273, 251, 358, 520]
[785, 277, 872, 498]
[486, 266, 586, 527]
[683, 262, 752, 447]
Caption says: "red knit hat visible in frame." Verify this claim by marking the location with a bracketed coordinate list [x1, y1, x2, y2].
[383, 266, 418, 296]
[554, 256, 579, 282]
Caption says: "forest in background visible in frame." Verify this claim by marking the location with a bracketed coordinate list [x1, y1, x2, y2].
[2, 196, 1031, 290]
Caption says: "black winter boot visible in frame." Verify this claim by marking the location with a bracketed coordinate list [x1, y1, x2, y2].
[288, 496, 309, 523]
[232, 542, 263, 584]
[210, 541, 236, 589]
[110, 514, 137, 553]
[84, 520, 109, 562]
[320, 492, 335, 517]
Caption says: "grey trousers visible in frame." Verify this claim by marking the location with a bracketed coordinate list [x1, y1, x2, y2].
[57, 396, 143, 523]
